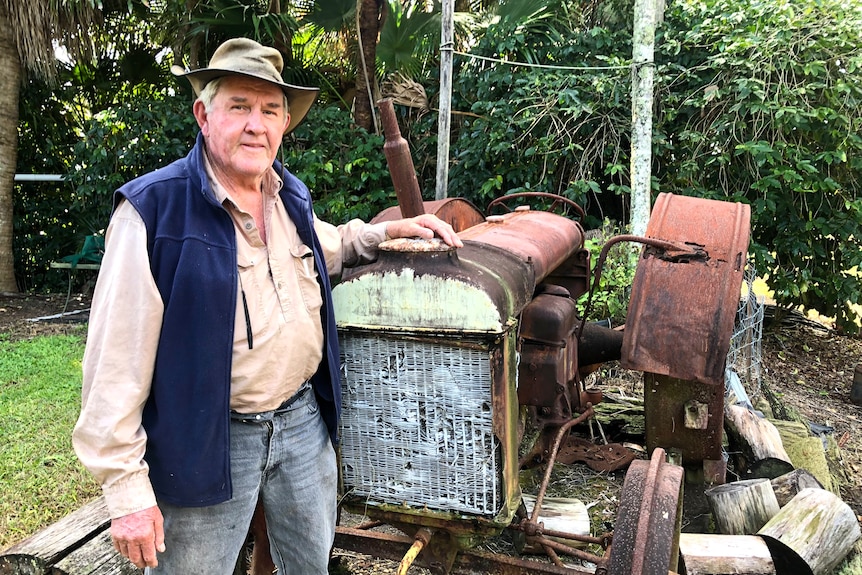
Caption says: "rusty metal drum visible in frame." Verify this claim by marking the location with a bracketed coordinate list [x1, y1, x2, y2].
[621, 192, 751, 384]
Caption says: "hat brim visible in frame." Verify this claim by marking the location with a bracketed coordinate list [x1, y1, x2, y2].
[172, 66, 319, 134]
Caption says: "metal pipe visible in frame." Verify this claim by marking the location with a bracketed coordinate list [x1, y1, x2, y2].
[14, 174, 66, 182]
[378, 98, 426, 218]
[530, 405, 595, 523]
[396, 527, 433, 575]
[538, 537, 608, 568]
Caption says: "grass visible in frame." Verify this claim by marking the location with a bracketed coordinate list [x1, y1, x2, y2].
[0, 328, 101, 550]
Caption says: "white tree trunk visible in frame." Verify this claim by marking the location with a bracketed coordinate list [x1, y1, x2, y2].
[629, 0, 657, 236]
[435, 0, 454, 200]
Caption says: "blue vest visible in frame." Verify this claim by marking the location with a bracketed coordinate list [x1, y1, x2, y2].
[115, 132, 342, 507]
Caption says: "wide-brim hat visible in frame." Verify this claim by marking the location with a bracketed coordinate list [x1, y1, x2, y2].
[171, 37, 319, 134]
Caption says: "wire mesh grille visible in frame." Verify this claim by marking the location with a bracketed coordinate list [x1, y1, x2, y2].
[339, 333, 502, 516]
[727, 263, 765, 404]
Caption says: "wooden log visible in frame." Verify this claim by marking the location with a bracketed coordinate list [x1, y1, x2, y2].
[678, 533, 775, 575]
[758, 488, 861, 575]
[50, 531, 137, 575]
[0, 497, 110, 575]
[771, 419, 837, 494]
[769, 469, 824, 508]
[705, 478, 780, 535]
[724, 404, 793, 479]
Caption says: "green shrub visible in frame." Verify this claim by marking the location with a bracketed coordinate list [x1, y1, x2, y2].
[424, 0, 862, 330]
[285, 105, 397, 223]
[579, 221, 638, 324]
[656, 0, 862, 332]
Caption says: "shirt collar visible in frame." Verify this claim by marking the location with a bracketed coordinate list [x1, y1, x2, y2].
[202, 148, 284, 207]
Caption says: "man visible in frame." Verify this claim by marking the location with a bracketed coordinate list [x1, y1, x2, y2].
[72, 37, 462, 574]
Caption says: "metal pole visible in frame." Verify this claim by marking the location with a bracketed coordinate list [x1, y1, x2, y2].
[14, 174, 66, 182]
[629, 0, 657, 236]
[435, 0, 454, 200]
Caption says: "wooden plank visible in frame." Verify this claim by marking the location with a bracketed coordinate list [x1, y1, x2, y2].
[519, 494, 591, 553]
[678, 533, 775, 575]
[50, 531, 136, 575]
[0, 498, 110, 575]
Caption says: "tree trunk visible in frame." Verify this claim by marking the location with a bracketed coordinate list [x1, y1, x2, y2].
[0, 4, 21, 292]
[629, 0, 656, 236]
[355, 0, 382, 132]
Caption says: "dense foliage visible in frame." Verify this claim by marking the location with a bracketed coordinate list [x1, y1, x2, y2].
[12, 0, 862, 330]
[14, 76, 86, 292]
[440, 3, 633, 229]
[657, 0, 862, 332]
[412, 0, 862, 330]
[286, 106, 395, 223]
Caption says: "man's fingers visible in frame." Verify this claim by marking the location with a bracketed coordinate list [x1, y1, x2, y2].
[154, 510, 166, 553]
[123, 542, 143, 568]
[110, 506, 164, 568]
[139, 541, 160, 568]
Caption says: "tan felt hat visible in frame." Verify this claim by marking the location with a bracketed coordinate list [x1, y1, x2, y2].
[172, 37, 318, 134]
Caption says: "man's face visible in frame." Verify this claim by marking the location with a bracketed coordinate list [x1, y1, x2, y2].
[194, 75, 290, 184]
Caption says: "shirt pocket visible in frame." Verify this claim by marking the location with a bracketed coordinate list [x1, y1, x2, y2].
[290, 244, 323, 316]
[235, 252, 270, 341]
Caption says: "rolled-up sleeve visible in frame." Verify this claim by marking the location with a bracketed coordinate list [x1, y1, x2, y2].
[72, 200, 164, 519]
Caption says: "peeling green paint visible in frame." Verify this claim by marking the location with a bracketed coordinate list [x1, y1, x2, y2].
[334, 267, 506, 332]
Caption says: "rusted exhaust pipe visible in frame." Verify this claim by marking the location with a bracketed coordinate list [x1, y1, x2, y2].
[378, 98, 426, 218]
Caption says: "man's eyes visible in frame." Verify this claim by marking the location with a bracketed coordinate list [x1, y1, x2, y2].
[230, 105, 280, 116]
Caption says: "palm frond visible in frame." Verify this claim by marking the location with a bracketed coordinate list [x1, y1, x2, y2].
[5, 0, 101, 80]
[382, 73, 429, 110]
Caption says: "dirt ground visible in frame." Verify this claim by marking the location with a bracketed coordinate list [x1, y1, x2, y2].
[2, 291, 862, 573]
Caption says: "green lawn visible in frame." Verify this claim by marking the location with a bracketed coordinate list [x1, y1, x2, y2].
[0, 329, 101, 549]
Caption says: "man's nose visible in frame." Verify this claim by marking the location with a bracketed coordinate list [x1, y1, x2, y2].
[245, 109, 266, 132]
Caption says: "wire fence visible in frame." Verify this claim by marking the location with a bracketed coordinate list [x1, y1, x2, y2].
[725, 263, 765, 408]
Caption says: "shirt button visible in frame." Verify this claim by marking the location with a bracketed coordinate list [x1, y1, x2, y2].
[245, 222, 253, 230]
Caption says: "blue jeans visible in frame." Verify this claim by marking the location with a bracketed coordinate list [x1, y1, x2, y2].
[147, 386, 337, 575]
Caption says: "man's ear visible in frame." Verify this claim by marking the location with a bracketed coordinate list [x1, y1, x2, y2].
[282, 113, 291, 136]
[193, 100, 208, 133]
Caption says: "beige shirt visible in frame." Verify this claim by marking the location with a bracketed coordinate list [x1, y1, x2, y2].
[72, 158, 386, 518]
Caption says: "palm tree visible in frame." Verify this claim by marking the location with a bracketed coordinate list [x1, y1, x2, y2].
[0, 0, 100, 292]
[355, 0, 385, 131]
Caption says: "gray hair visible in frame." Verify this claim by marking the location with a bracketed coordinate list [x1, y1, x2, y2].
[198, 77, 290, 114]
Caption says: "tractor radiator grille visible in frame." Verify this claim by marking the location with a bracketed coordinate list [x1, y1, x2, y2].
[339, 333, 501, 516]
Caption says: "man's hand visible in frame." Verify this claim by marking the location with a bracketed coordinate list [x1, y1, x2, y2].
[385, 214, 464, 248]
[111, 505, 166, 569]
